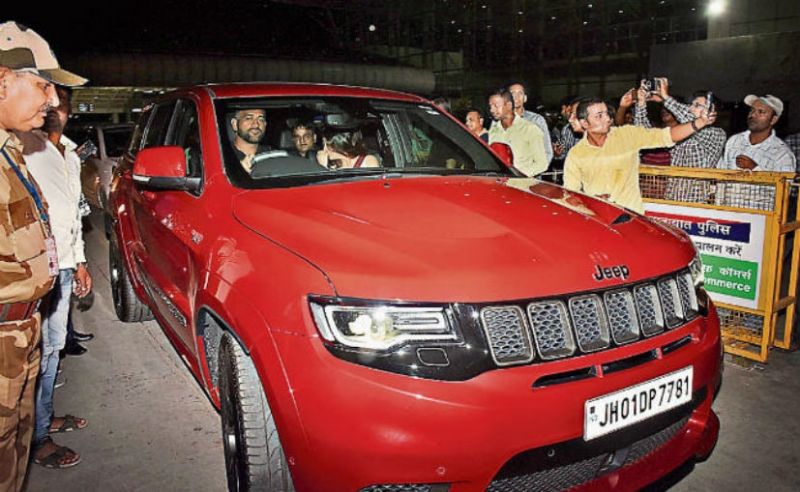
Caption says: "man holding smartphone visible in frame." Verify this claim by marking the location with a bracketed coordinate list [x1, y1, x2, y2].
[564, 94, 716, 213]
[634, 78, 727, 202]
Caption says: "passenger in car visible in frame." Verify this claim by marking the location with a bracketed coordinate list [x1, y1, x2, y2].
[316, 130, 379, 169]
[230, 109, 270, 173]
[289, 122, 318, 162]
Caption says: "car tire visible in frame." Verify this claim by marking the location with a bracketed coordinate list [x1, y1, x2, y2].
[103, 212, 113, 240]
[219, 335, 294, 492]
[109, 235, 154, 322]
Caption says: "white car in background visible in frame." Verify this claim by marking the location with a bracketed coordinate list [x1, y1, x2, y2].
[69, 123, 135, 210]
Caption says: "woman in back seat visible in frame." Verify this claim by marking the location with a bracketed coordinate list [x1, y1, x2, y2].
[316, 130, 380, 170]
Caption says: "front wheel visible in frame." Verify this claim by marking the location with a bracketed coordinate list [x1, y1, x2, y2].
[109, 235, 154, 322]
[219, 335, 294, 492]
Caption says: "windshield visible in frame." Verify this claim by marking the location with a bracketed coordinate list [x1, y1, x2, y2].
[216, 97, 510, 188]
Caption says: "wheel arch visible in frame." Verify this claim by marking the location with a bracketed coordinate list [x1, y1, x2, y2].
[196, 305, 249, 406]
[192, 279, 311, 471]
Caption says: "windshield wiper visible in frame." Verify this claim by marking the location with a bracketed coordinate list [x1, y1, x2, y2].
[466, 170, 510, 177]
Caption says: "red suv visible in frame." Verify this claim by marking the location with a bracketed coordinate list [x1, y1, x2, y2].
[109, 84, 722, 492]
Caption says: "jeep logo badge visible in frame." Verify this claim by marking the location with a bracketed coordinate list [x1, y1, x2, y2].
[593, 264, 630, 281]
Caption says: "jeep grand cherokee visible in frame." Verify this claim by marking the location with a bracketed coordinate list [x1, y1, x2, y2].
[109, 83, 721, 492]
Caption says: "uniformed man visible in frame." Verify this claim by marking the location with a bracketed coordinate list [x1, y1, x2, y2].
[0, 21, 86, 488]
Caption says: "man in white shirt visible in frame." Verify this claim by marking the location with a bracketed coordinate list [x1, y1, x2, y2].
[716, 95, 796, 210]
[19, 85, 91, 469]
[719, 95, 796, 173]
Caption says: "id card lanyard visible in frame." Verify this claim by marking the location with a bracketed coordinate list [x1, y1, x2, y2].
[1, 146, 60, 276]
[0, 147, 51, 232]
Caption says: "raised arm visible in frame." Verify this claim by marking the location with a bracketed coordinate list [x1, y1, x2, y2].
[670, 110, 717, 143]
[654, 79, 693, 124]
[616, 89, 636, 126]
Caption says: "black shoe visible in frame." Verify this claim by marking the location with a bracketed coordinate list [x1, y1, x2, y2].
[63, 341, 87, 357]
[72, 331, 94, 342]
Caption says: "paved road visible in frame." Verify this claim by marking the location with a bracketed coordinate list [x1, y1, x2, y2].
[25, 213, 225, 491]
[24, 211, 800, 491]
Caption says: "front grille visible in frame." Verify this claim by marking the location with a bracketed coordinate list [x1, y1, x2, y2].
[624, 416, 690, 466]
[487, 416, 691, 492]
[360, 485, 432, 492]
[657, 278, 684, 328]
[487, 454, 609, 492]
[481, 270, 697, 364]
[633, 284, 665, 337]
[528, 301, 575, 360]
[676, 273, 699, 319]
[480, 306, 534, 366]
[569, 295, 610, 352]
[604, 289, 640, 344]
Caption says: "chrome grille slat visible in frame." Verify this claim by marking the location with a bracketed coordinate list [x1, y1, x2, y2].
[634, 284, 665, 337]
[480, 306, 534, 366]
[657, 278, 685, 328]
[568, 295, 610, 352]
[676, 272, 698, 319]
[527, 301, 575, 360]
[604, 289, 640, 344]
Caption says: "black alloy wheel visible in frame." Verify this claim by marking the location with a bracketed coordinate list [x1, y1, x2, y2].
[108, 235, 154, 322]
[218, 335, 294, 492]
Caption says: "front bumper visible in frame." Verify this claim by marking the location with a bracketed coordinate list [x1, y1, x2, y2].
[255, 305, 721, 492]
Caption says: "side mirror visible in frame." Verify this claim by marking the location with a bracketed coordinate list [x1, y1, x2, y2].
[490, 142, 514, 168]
[132, 146, 200, 192]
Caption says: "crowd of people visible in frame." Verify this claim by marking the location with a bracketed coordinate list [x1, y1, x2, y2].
[2, 16, 800, 492]
[460, 79, 799, 212]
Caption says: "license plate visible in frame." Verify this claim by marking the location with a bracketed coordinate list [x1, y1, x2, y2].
[584, 366, 693, 441]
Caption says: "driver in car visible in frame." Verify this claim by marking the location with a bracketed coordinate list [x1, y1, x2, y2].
[230, 108, 270, 173]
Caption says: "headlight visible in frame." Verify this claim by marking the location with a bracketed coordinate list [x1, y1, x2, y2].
[689, 254, 705, 287]
[308, 296, 495, 381]
[310, 300, 457, 351]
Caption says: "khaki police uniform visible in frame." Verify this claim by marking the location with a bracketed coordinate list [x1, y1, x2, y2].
[0, 129, 55, 492]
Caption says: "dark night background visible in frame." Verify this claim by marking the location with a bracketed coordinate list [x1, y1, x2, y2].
[7, 1, 394, 61]
[6, 0, 800, 133]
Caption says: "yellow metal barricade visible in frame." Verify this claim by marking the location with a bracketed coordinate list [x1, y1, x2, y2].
[639, 166, 799, 362]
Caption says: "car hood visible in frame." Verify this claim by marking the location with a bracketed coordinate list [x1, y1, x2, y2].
[232, 176, 695, 302]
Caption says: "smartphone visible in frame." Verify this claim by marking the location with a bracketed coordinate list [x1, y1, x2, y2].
[706, 91, 715, 112]
[75, 140, 98, 162]
[643, 78, 663, 92]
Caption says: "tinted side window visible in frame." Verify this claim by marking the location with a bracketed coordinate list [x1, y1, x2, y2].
[128, 106, 153, 156]
[142, 101, 177, 149]
[170, 100, 203, 178]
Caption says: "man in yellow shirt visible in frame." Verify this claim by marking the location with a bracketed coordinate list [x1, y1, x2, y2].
[564, 97, 715, 213]
[488, 89, 548, 177]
